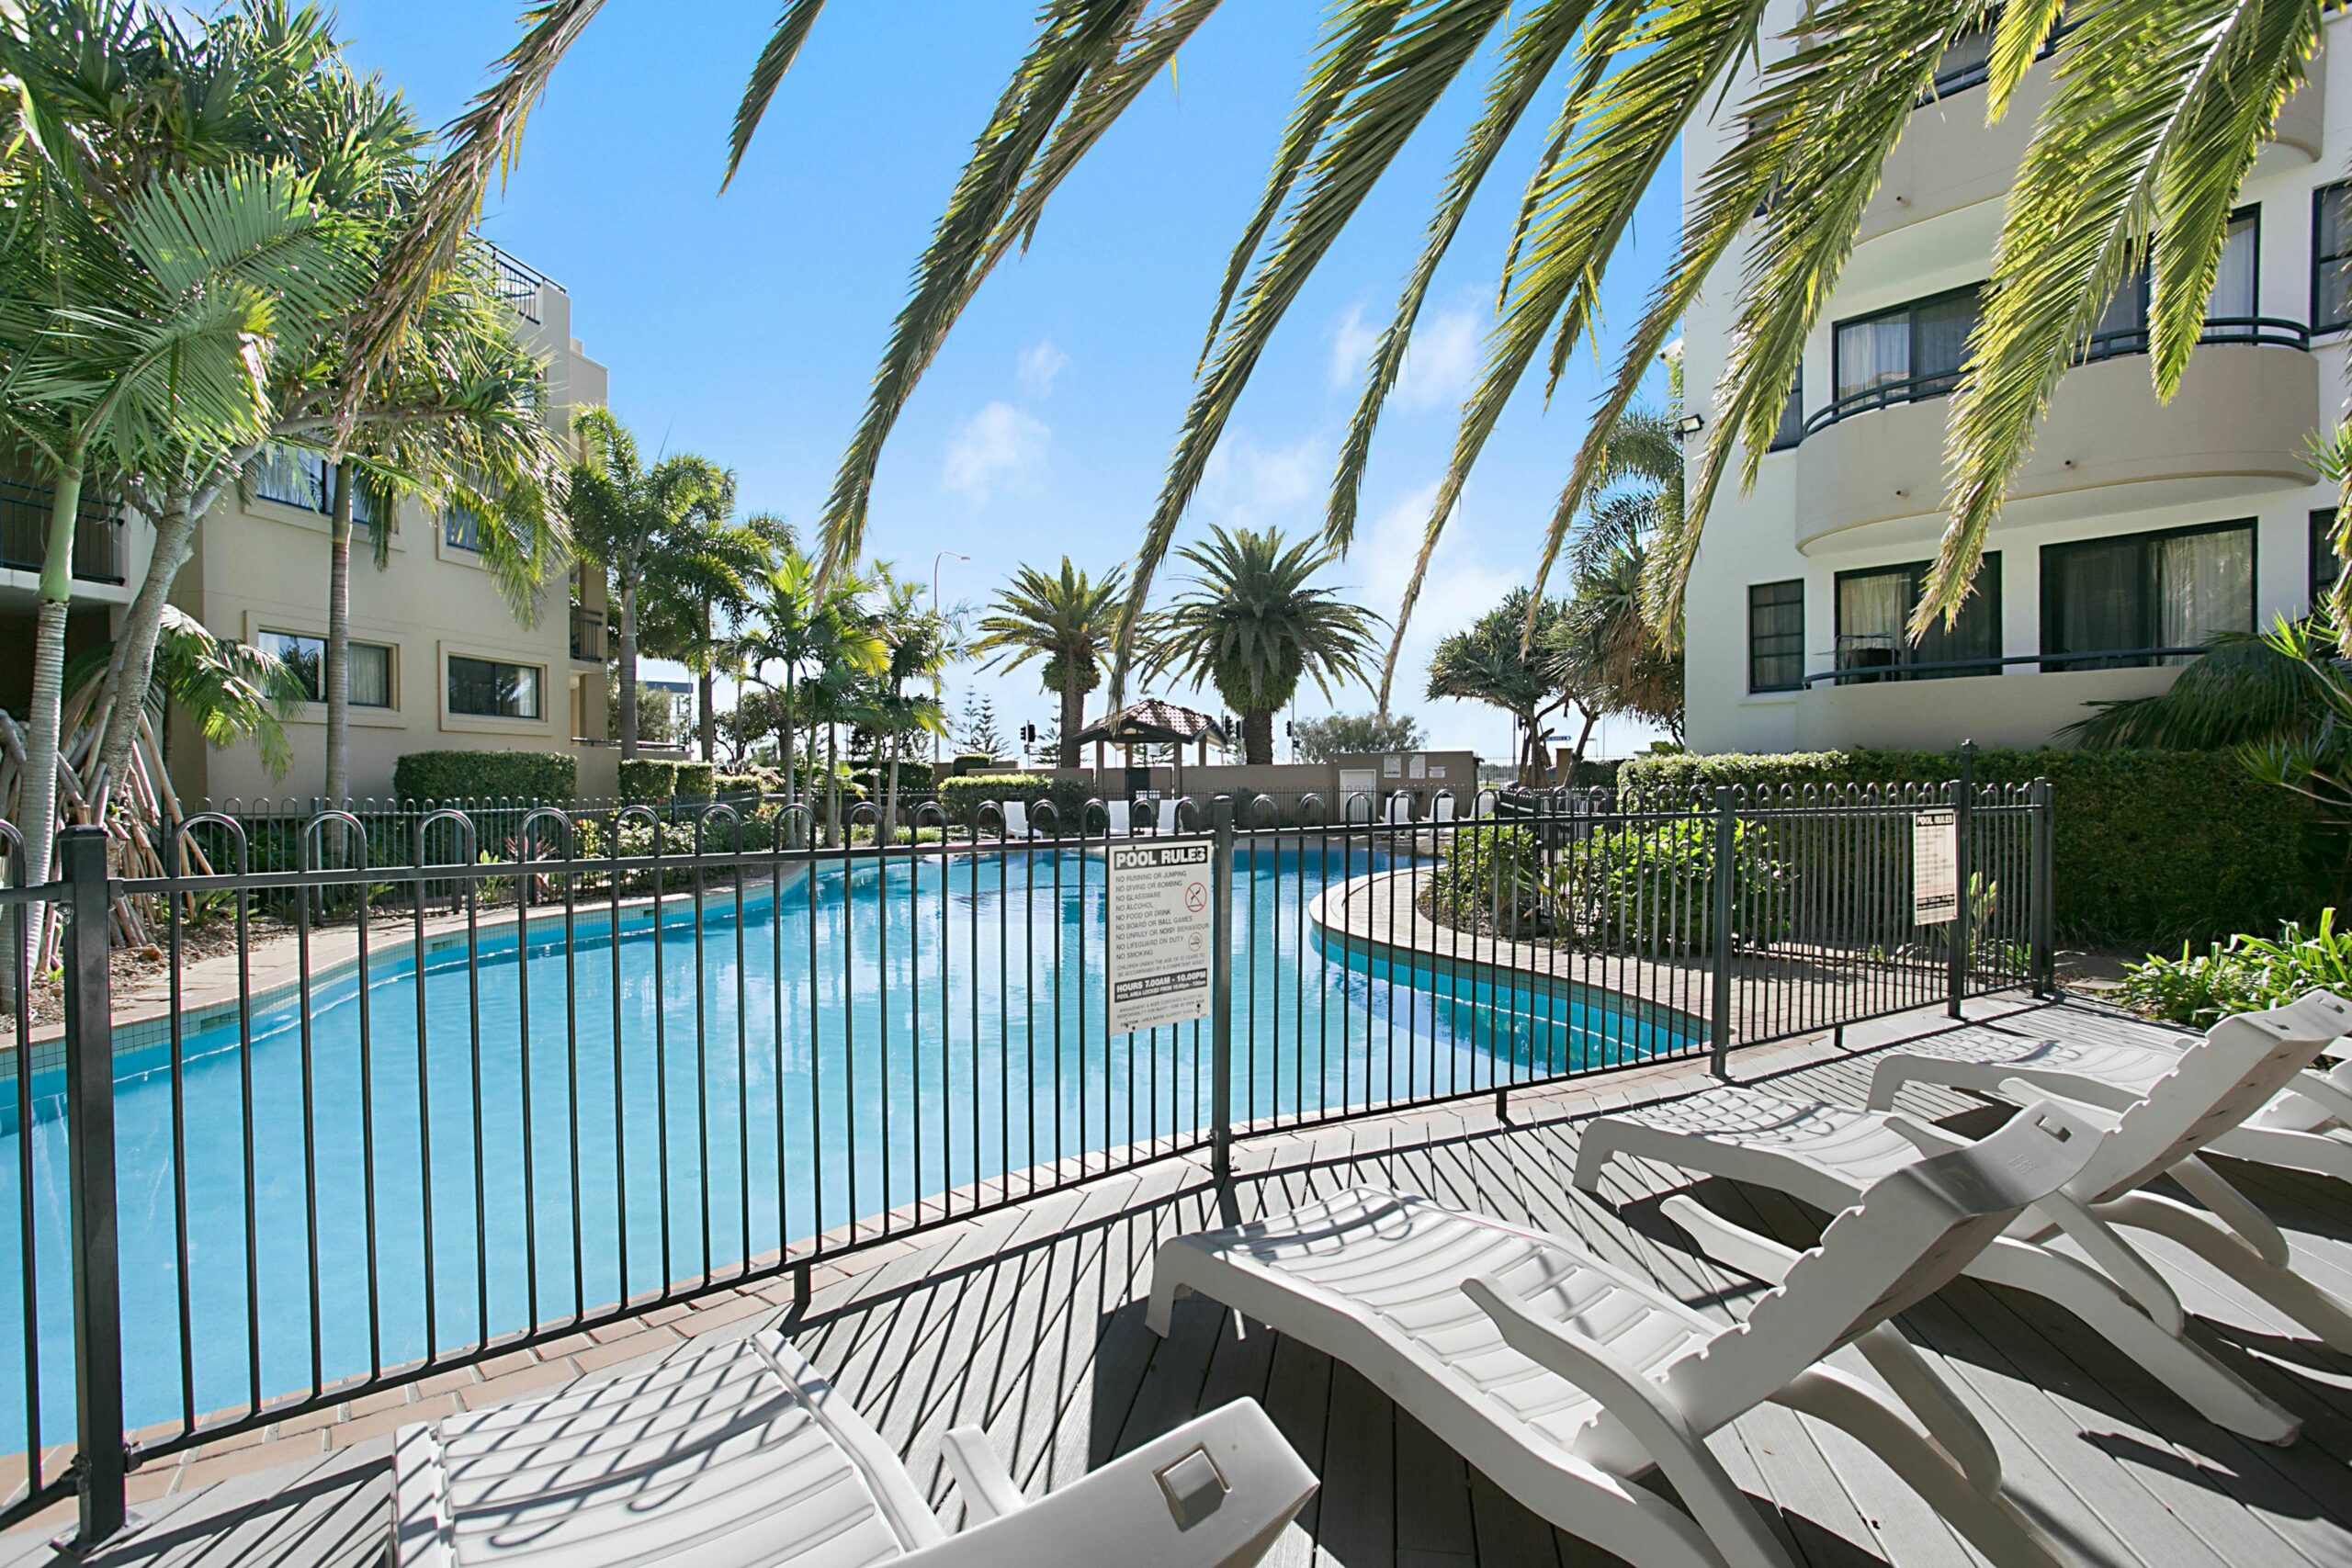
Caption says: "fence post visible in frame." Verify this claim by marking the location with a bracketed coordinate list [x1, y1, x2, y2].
[1948, 740, 1976, 1020]
[58, 825, 131, 1548]
[2030, 775, 2056, 996]
[1209, 795, 1235, 1191]
[1709, 786, 1736, 1078]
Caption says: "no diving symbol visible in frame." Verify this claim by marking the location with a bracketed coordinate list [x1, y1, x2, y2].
[1184, 881, 1207, 913]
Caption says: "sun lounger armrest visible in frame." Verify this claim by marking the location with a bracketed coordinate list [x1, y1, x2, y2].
[941, 1426, 1028, 1524]
[2283, 1064, 2352, 1126]
[1660, 1195, 1803, 1288]
[1882, 1111, 1973, 1159]
[914, 1401, 1317, 1568]
[1460, 1276, 1796, 1568]
[1996, 1077, 2125, 1135]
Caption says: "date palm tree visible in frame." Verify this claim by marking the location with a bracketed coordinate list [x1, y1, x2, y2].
[565, 407, 735, 759]
[1141, 525, 1380, 765]
[969, 558, 1127, 769]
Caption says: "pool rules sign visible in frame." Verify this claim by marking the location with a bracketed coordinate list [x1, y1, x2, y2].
[1105, 840, 1215, 1033]
[1913, 807, 1958, 925]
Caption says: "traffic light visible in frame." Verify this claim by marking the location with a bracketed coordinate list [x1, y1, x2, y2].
[1021, 723, 1037, 744]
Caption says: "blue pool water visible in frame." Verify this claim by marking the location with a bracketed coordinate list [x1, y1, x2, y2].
[0, 841, 1690, 1444]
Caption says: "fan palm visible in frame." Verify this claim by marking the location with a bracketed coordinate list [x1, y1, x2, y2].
[1141, 525, 1381, 765]
[968, 558, 1128, 768]
[565, 407, 736, 758]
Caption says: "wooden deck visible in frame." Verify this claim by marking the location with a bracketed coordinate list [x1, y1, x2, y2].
[8, 993, 2352, 1567]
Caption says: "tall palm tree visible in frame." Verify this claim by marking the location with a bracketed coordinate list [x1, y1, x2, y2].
[738, 547, 886, 807]
[0, 160, 356, 887]
[1559, 371, 1687, 738]
[865, 571, 952, 834]
[1141, 525, 1381, 765]
[639, 507, 781, 762]
[565, 407, 734, 758]
[969, 558, 1127, 769]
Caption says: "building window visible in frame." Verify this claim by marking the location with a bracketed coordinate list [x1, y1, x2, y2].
[447, 654, 542, 719]
[1747, 581, 1805, 693]
[2314, 509, 2342, 610]
[2316, 183, 2352, 333]
[1831, 286, 1980, 417]
[2041, 521, 2254, 671]
[259, 630, 392, 708]
[2095, 209, 2258, 356]
[1930, 20, 1996, 96]
[250, 446, 376, 527]
[1769, 367, 1804, 452]
[443, 503, 485, 553]
[1833, 557, 2002, 682]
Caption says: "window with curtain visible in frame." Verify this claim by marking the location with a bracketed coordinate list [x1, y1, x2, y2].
[1834, 558, 2002, 682]
[1770, 367, 1804, 451]
[259, 631, 391, 707]
[2316, 184, 2352, 333]
[2314, 510, 2342, 610]
[1747, 581, 1805, 692]
[1832, 287, 1980, 413]
[2041, 522, 2254, 671]
[2097, 210, 2258, 355]
[447, 654, 541, 719]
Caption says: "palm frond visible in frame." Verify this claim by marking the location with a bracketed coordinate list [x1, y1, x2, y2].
[723, 0, 831, 191]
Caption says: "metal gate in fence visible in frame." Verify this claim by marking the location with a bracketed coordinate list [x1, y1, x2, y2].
[0, 769, 2051, 1545]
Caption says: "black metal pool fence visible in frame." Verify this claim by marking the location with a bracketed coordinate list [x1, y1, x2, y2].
[0, 768, 2050, 1547]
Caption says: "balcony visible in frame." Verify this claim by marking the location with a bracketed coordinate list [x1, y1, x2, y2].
[1792, 324, 2317, 553]
[570, 603, 608, 661]
[0, 477, 125, 585]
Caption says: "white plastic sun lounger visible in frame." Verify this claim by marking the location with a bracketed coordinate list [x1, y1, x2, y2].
[1859, 1004, 2352, 1186]
[1575, 989, 2352, 1445]
[394, 1329, 1314, 1567]
[1385, 794, 1413, 826]
[1433, 794, 1457, 824]
[1149, 1100, 2098, 1568]
[996, 799, 1035, 840]
[1102, 798, 1136, 838]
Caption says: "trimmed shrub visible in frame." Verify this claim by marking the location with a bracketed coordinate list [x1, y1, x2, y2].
[938, 773, 1091, 833]
[616, 758, 716, 802]
[394, 750, 576, 805]
[1617, 747, 2320, 945]
[849, 758, 934, 794]
[715, 770, 775, 799]
[673, 761, 716, 801]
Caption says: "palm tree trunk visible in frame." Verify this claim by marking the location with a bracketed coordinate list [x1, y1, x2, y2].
[19, 445, 86, 892]
[617, 575, 639, 760]
[825, 723, 840, 848]
[1057, 671, 1083, 768]
[324, 461, 355, 807]
[1243, 707, 1274, 767]
[780, 666, 796, 808]
[696, 596, 717, 762]
[90, 497, 198, 813]
[885, 741, 900, 842]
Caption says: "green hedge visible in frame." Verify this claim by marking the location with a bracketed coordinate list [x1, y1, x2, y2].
[848, 758, 935, 794]
[393, 750, 576, 804]
[617, 759, 718, 802]
[938, 773, 1091, 832]
[1617, 748, 2319, 945]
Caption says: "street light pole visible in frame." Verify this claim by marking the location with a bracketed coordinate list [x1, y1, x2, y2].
[932, 549, 969, 765]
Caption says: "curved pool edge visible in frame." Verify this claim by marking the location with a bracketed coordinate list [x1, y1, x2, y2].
[1305, 871, 1712, 1045]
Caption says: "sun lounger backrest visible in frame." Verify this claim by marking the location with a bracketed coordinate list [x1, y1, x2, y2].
[1103, 799, 1131, 836]
[1664, 1098, 2097, 1432]
[2069, 988, 2352, 1202]
[1434, 795, 1455, 823]
[1001, 800, 1029, 839]
[1386, 795, 1411, 824]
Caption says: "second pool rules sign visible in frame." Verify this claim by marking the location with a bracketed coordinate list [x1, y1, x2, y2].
[1105, 840, 1215, 1033]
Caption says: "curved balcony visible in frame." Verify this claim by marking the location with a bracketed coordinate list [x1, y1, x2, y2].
[1792, 321, 2319, 553]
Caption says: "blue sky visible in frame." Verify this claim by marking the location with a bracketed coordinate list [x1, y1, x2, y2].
[334, 2, 1679, 762]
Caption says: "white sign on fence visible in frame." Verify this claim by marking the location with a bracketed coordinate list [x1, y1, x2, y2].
[1105, 840, 1215, 1034]
[1913, 807, 1958, 926]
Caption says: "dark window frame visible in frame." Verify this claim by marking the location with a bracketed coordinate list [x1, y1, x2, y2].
[1829, 283, 1984, 418]
[2039, 518, 2257, 671]
[1747, 580, 1805, 694]
[2316, 182, 2352, 334]
[1831, 555, 2004, 683]
[1768, 365, 1804, 452]
[2095, 205, 2261, 358]
[259, 628, 393, 708]
[2313, 508, 2341, 610]
[446, 652, 544, 720]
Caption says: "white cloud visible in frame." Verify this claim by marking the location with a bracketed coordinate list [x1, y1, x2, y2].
[1392, 308, 1479, 411]
[1016, 339, 1070, 400]
[942, 401, 1050, 505]
[1197, 428, 1324, 531]
[1327, 301, 1379, 390]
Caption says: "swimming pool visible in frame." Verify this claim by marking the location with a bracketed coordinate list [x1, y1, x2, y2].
[0, 839, 1690, 1445]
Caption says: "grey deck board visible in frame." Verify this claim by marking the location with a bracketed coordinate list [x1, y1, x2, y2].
[16, 997, 2352, 1568]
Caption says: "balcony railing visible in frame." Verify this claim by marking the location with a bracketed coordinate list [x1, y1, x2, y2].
[0, 478, 125, 585]
[570, 604, 608, 661]
[481, 241, 561, 326]
[249, 446, 377, 528]
[1799, 316, 2311, 438]
[1803, 646, 2211, 686]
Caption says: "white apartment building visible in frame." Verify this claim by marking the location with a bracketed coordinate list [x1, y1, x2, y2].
[40, 245, 619, 806]
[1681, 9, 2346, 753]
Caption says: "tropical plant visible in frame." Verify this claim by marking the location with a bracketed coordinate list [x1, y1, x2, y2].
[2119, 908, 2352, 1025]
[1140, 525, 1380, 764]
[1425, 589, 1599, 785]
[1291, 710, 1427, 762]
[1559, 365, 1687, 738]
[638, 507, 783, 761]
[969, 558, 1128, 768]
[565, 406, 735, 757]
[736, 546, 885, 807]
[864, 570, 953, 833]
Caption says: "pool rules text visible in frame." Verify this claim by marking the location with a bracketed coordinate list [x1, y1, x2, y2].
[1105, 840, 1214, 1034]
